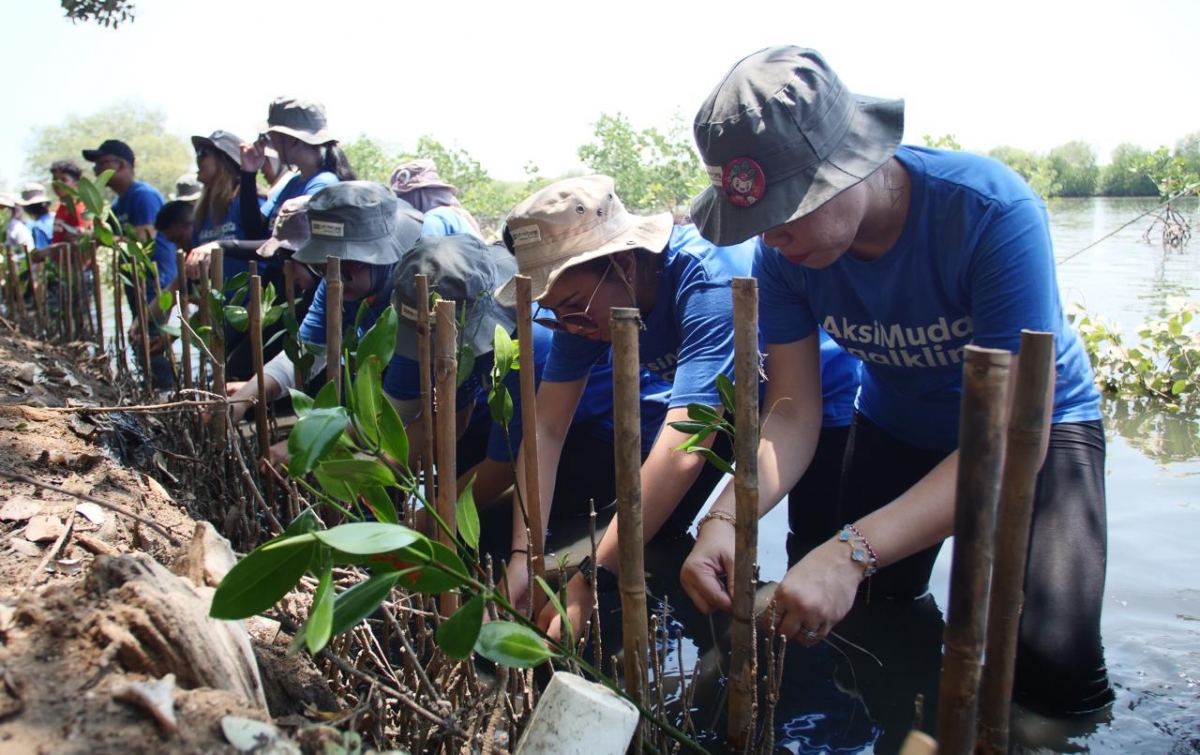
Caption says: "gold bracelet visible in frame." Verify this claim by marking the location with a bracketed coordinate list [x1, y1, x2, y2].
[697, 510, 737, 531]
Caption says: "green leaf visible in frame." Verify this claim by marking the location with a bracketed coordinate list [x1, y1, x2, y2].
[535, 576, 573, 647]
[1171, 379, 1188, 395]
[314, 380, 340, 409]
[360, 485, 399, 525]
[475, 621, 558, 668]
[690, 446, 735, 476]
[159, 323, 182, 338]
[224, 271, 250, 293]
[489, 383, 513, 426]
[436, 594, 485, 660]
[314, 522, 421, 555]
[673, 426, 714, 454]
[378, 393, 409, 468]
[357, 305, 397, 366]
[306, 556, 336, 654]
[289, 389, 315, 418]
[210, 536, 318, 619]
[686, 403, 724, 425]
[329, 572, 402, 636]
[716, 374, 736, 416]
[224, 306, 249, 332]
[668, 421, 711, 435]
[457, 348, 476, 388]
[313, 465, 358, 504]
[353, 357, 382, 446]
[370, 539, 468, 593]
[287, 406, 349, 475]
[317, 458, 396, 488]
[492, 326, 515, 383]
[285, 508, 320, 537]
[157, 291, 174, 314]
[456, 476, 480, 551]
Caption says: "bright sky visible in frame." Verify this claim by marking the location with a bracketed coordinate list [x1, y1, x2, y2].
[3, 0, 1197, 187]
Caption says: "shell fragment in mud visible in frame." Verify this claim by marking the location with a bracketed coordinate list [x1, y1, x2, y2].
[23, 514, 65, 543]
[0, 496, 42, 521]
[113, 673, 178, 734]
[222, 715, 301, 755]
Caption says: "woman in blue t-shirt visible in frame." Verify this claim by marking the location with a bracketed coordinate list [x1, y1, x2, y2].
[681, 46, 1112, 717]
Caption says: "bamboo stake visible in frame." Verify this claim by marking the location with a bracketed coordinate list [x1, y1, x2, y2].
[90, 238, 104, 348]
[249, 274, 274, 507]
[728, 278, 760, 751]
[326, 256, 343, 399]
[197, 259, 211, 396]
[128, 252, 154, 392]
[513, 276, 546, 615]
[416, 275, 435, 513]
[31, 260, 49, 340]
[284, 260, 301, 389]
[74, 241, 90, 340]
[56, 243, 73, 341]
[936, 345, 1011, 755]
[977, 331, 1054, 755]
[176, 251, 193, 390]
[610, 306, 648, 748]
[209, 250, 227, 440]
[433, 299, 459, 614]
[2, 245, 17, 326]
[112, 246, 127, 379]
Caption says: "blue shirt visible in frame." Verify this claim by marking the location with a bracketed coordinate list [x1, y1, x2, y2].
[542, 224, 755, 409]
[261, 171, 339, 228]
[756, 146, 1101, 451]
[420, 207, 480, 238]
[384, 312, 671, 462]
[299, 279, 391, 345]
[194, 194, 262, 286]
[112, 180, 177, 304]
[29, 214, 54, 249]
[818, 329, 860, 428]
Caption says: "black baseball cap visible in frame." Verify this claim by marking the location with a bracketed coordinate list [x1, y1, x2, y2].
[82, 139, 136, 166]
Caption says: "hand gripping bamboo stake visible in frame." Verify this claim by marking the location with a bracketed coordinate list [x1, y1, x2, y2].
[513, 276, 546, 614]
[325, 256, 343, 399]
[249, 274, 274, 507]
[176, 251, 193, 390]
[433, 299, 460, 614]
[610, 306, 648, 748]
[936, 345, 1010, 755]
[977, 331, 1055, 755]
[415, 275, 436, 512]
[728, 278, 760, 751]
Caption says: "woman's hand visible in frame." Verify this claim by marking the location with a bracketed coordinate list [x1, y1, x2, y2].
[240, 141, 267, 174]
[680, 517, 738, 614]
[770, 538, 863, 646]
[184, 241, 221, 280]
[225, 381, 247, 396]
[502, 553, 531, 614]
[536, 572, 592, 643]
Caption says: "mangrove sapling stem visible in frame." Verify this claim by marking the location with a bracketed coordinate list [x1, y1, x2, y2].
[90, 239, 104, 348]
[415, 275, 436, 507]
[3, 245, 18, 328]
[434, 298, 459, 614]
[0, 469, 183, 546]
[249, 275, 274, 507]
[729, 277, 760, 752]
[325, 256, 343, 398]
[209, 249, 227, 438]
[176, 251, 193, 390]
[610, 306, 649, 745]
[514, 275, 546, 614]
[977, 331, 1054, 755]
[936, 345, 1011, 755]
[128, 254, 152, 393]
[196, 259, 211, 395]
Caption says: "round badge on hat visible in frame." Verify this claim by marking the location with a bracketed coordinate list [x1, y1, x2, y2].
[722, 158, 766, 207]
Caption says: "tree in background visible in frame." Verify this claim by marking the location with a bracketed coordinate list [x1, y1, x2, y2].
[987, 145, 1061, 199]
[921, 133, 962, 150]
[1048, 140, 1100, 197]
[341, 134, 403, 185]
[60, 0, 135, 27]
[24, 101, 192, 198]
[1137, 146, 1198, 247]
[578, 112, 707, 216]
[1174, 131, 1200, 178]
[1098, 143, 1159, 196]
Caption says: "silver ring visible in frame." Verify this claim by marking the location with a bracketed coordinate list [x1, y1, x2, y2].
[802, 628, 819, 640]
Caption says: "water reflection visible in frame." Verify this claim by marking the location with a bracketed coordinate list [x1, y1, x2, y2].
[1102, 396, 1200, 466]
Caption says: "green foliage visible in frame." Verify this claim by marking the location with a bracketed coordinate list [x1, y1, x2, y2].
[1098, 143, 1159, 196]
[1174, 131, 1200, 178]
[1068, 299, 1199, 411]
[987, 145, 1061, 199]
[1137, 146, 1200, 201]
[60, 0, 135, 27]
[669, 374, 737, 475]
[1048, 140, 1099, 197]
[578, 112, 708, 215]
[24, 101, 192, 196]
[341, 134, 403, 185]
[921, 134, 962, 151]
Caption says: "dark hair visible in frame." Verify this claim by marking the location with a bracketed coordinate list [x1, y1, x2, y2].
[322, 144, 357, 181]
[155, 200, 194, 233]
[49, 160, 83, 181]
[560, 247, 662, 288]
[24, 203, 50, 218]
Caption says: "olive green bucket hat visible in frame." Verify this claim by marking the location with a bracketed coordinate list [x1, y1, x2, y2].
[292, 181, 423, 265]
[264, 96, 336, 145]
[690, 46, 905, 246]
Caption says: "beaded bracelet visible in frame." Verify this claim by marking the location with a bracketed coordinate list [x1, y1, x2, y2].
[697, 510, 737, 531]
[837, 524, 879, 578]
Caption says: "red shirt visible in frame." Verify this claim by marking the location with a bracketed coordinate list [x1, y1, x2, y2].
[51, 200, 91, 245]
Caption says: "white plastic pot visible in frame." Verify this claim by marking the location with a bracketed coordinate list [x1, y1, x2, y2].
[514, 672, 639, 755]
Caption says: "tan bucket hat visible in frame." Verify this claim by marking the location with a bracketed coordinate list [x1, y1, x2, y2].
[496, 175, 672, 307]
[16, 183, 52, 206]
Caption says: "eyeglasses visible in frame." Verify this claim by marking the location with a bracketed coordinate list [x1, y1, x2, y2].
[196, 147, 213, 160]
[533, 260, 615, 335]
[305, 261, 362, 283]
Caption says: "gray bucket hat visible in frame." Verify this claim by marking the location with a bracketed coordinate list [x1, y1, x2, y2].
[292, 181, 423, 265]
[495, 175, 672, 307]
[690, 46, 905, 246]
[392, 236, 519, 360]
[191, 129, 244, 167]
[256, 195, 311, 259]
[265, 96, 335, 145]
[170, 173, 202, 202]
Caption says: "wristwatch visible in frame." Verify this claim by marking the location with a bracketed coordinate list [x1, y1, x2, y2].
[576, 556, 618, 594]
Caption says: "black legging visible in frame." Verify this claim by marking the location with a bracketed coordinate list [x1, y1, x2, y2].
[835, 412, 1113, 716]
